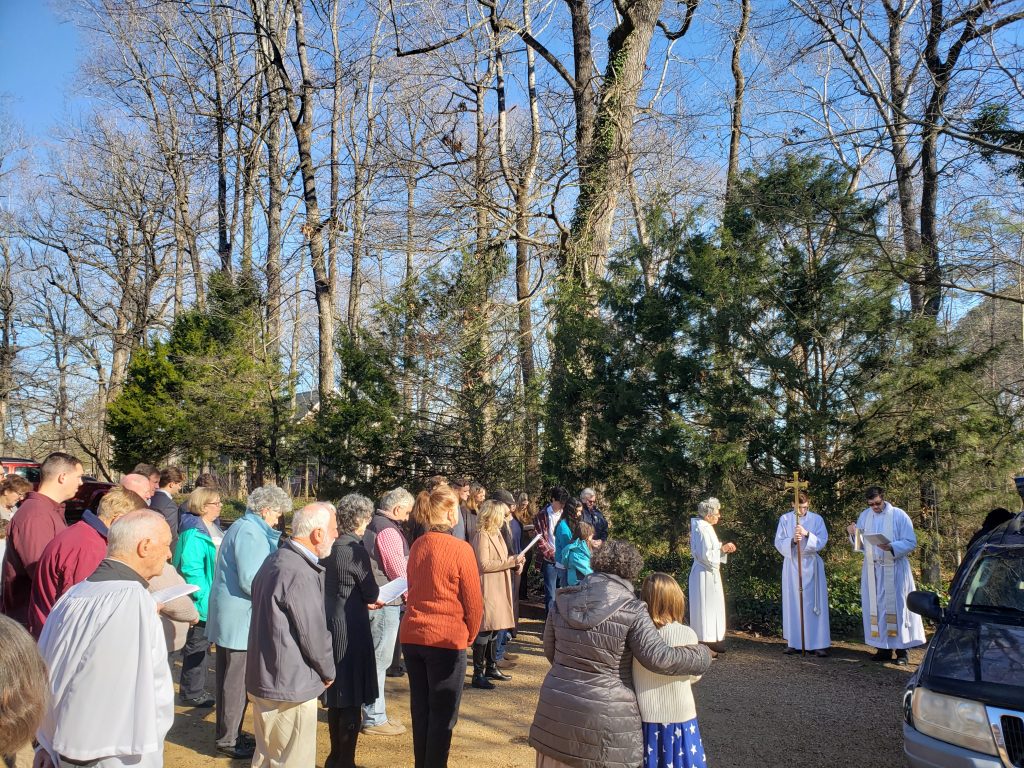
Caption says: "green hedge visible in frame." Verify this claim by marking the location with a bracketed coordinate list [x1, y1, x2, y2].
[638, 549, 867, 639]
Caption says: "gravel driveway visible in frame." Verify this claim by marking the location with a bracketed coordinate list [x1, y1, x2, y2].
[141, 617, 920, 767]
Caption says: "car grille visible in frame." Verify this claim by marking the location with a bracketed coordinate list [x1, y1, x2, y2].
[1003, 715, 1024, 767]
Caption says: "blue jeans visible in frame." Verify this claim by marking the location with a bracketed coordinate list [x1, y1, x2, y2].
[541, 560, 558, 616]
[495, 629, 510, 660]
[556, 567, 568, 589]
[363, 604, 402, 727]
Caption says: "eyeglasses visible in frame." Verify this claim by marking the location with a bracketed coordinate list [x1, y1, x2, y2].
[868, 500, 884, 509]
[205, 500, 223, 507]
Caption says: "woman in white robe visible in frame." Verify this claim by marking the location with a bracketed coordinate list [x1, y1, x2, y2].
[688, 497, 736, 651]
[774, 496, 831, 655]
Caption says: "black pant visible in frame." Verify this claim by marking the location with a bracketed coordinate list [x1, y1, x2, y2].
[326, 705, 362, 768]
[518, 547, 534, 600]
[180, 621, 211, 699]
[215, 647, 248, 747]
[387, 610, 405, 674]
[402, 644, 467, 768]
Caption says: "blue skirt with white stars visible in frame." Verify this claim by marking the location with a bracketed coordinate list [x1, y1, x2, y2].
[642, 717, 707, 768]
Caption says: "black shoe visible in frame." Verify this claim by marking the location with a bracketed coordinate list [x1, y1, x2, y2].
[472, 674, 495, 690]
[813, 649, 830, 658]
[871, 649, 894, 662]
[385, 666, 406, 678]
[895, 650, 909, 666]
[783, 647, 800, 655]
[179, 693, 215, 707]
[216, 743, 256, 760]
[485, 667, 512, 681]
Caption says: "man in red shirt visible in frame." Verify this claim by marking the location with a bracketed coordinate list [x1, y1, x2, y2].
[27, 486, 147, 637]
[0, 452, 84, 627]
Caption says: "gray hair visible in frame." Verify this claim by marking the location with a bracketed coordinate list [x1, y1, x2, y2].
[696, 497, 721, 519]
[107, 510, 168, 557]
[337, 493, 374, 535]
[247, 484, 292, 518]
[292, 503, 333, 539]
[581, 487, 597, 501]
[379, 486, 414, 513]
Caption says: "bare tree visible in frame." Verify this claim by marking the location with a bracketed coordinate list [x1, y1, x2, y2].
[253, 0, 336, 401]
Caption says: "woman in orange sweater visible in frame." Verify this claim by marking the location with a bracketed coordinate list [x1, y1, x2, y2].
[400, 484, 484, 768]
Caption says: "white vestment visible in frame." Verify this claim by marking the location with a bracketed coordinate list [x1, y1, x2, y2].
[850, 503, 926, 649]
[36, 579, 174, 767]
[689, 517, 726, 642]
[774, 510, 831, 651]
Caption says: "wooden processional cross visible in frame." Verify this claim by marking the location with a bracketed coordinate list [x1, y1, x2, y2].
[783, 471, 809, 656]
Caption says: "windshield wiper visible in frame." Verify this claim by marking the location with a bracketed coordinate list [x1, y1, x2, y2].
[966, 604, 1024, 617]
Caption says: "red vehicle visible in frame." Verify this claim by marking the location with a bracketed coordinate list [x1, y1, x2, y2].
[0, 456, 41, 485]
[1, 457, 114, 524]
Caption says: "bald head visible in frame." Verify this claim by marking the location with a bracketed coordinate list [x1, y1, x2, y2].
[106, 510, 172, 581]
[120, 473, 154, 501]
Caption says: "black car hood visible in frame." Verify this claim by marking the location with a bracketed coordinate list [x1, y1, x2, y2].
[920, 619, 1024, 710]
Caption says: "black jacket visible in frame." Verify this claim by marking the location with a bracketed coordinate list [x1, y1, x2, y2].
[321, 534, 380, 708]
[149, 490, 180, 546]
[529, 572, 712, 768]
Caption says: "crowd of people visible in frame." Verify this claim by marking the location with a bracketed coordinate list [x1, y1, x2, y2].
[0, 452, 941, 768]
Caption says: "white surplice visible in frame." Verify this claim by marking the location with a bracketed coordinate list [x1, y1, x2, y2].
[850, 502, 926, 649]
[774, 510, 831, 651]
[689, 517, 726, 642]
[36, 579, 174, 767]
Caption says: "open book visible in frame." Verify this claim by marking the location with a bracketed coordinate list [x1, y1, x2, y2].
[862, 532, 890, 548]
[151, 583, 199, 604]
[378, 577, 408, 605]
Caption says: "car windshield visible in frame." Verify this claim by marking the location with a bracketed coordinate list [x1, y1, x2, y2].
[955, 550, 1024, 619]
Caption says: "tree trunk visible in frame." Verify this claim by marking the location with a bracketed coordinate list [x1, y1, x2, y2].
[255, 0, 335, 402]
[725, 0, 750, 205]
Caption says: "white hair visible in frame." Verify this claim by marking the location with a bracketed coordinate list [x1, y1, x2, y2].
[247, 485, 292, 517]
[379, 487, 414, 512]
[291, 503, 333, 539]
[581, 487, 597, 501]
[107, 510, 167, 557]
[696, 497, 721, 519]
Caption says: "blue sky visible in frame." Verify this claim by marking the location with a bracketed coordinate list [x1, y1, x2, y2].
[0, 0, 80, 134]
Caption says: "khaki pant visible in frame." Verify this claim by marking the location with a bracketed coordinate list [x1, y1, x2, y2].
[249, 694, 318, 768]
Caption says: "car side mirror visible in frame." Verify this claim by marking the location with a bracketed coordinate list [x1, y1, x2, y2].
[907, 590, 943, 621]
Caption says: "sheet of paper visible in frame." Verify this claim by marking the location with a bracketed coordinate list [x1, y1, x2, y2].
[377, 577, 408, 605]
[151, 583, 199, 604]
[862, 532, 891, 547]
[519, 533, 543, 556]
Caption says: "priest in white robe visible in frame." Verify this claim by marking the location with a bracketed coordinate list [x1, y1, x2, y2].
[847, 486, 926, 665]
[689, 497, 736, 652]
[774, 493, 831, 655]
[35, 510, 175, 768]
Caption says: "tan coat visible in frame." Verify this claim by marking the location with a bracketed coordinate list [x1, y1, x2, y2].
[472, 530, 516, 632]
[149, 561, 199, 653]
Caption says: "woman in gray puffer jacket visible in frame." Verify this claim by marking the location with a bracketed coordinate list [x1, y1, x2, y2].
[530, 540, 712, 768]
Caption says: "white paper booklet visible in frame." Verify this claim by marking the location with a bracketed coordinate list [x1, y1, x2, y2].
[151, 583, 199, 604]
[862, 532, 891, 547]
[378, 577, 408, 605]
[519, 533, 543, 556]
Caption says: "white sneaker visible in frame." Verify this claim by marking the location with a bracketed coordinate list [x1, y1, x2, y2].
[362, 721, 406, 736]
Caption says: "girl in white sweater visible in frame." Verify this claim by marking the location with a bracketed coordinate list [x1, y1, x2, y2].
[633, 572, 708, 768]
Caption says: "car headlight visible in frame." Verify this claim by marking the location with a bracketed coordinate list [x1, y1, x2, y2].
[911, 688, 997, 756]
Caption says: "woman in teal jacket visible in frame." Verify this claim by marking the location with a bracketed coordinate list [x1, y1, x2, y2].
[174, 487, 225, 707]
[561, 519, 596, 586]
[205, 485, 289, 758]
